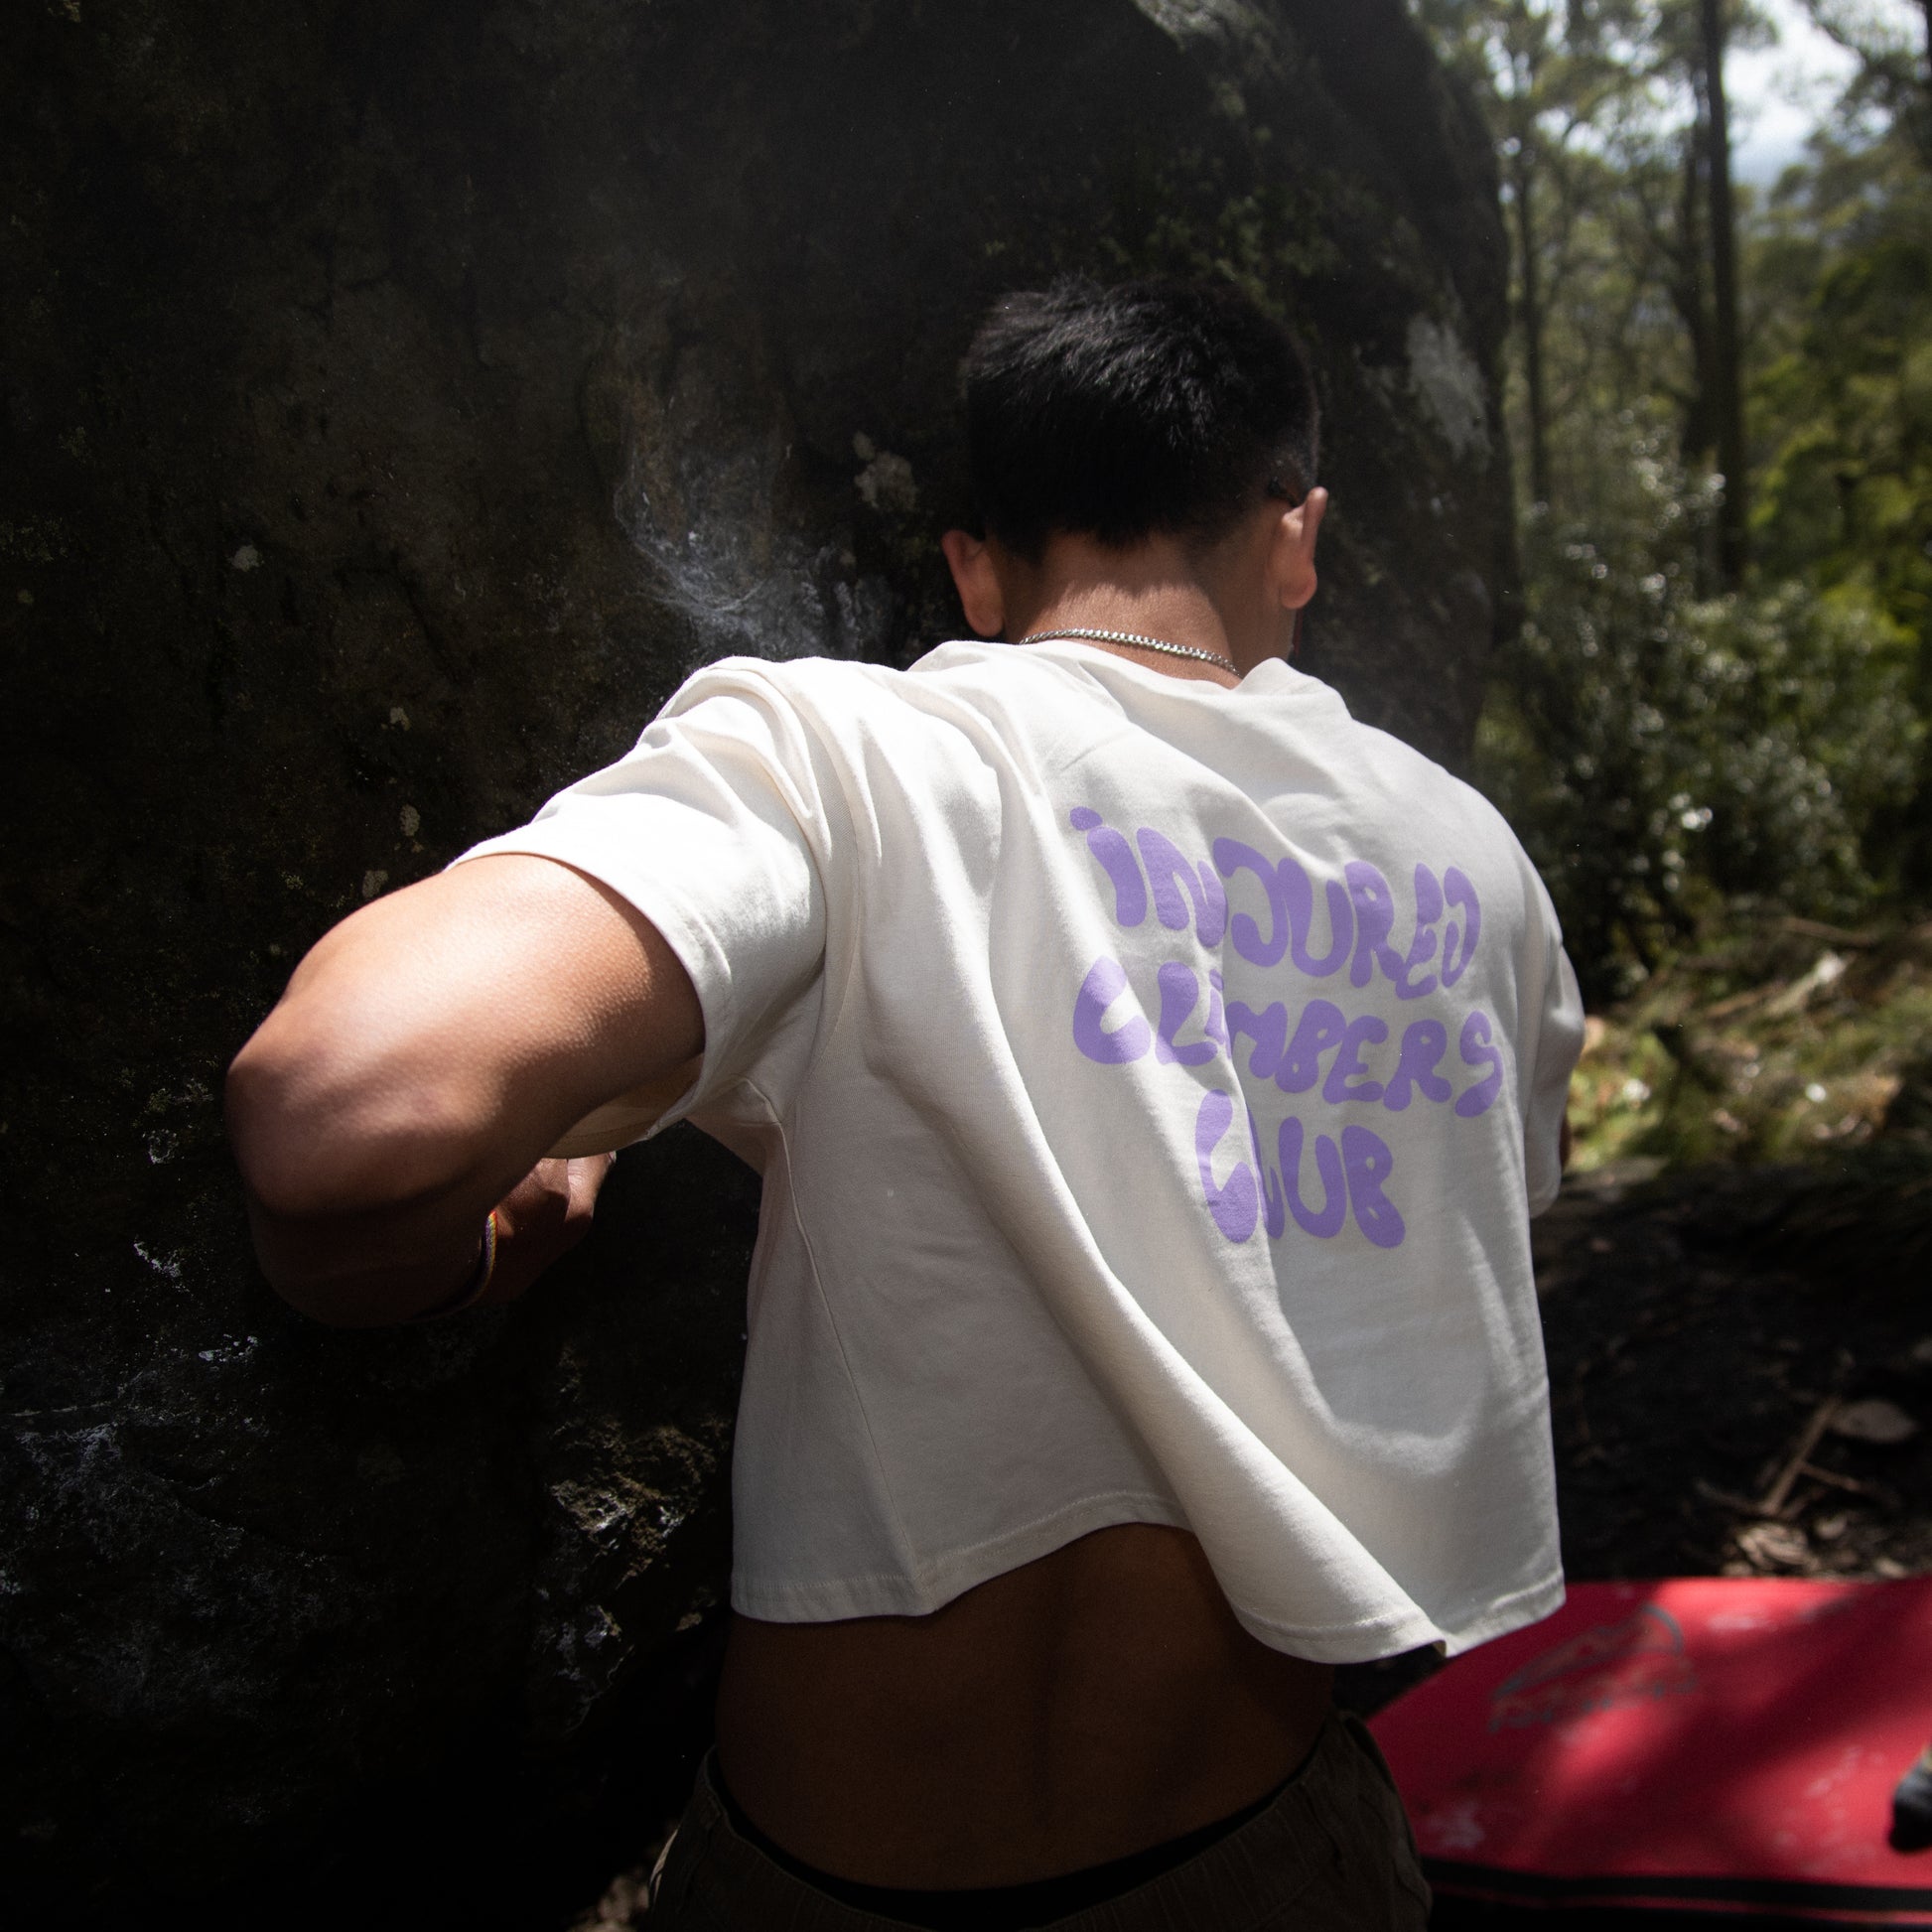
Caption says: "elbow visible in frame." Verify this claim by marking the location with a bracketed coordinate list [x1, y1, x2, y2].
[226, 1026, 355, 1224]
[226, 1031, 319, 1223]
[225, 1017, 477, 1227]
[226, 1024, 484, 1320]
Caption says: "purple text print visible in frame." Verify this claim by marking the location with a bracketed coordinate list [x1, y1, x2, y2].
[1067, 809, 1503, 1256]
[1197, 1093, 1409, 1250]
[1276, 998, 1345, 1094]
[1077, 810, 1482, 1004]
[1442, 866, 1480, 988]
[1140, 828, 1228, 946]
[1074, 962, 1503, 1121]
[1072, 957, 1151, 1063]
[1069, 808, 1147, 926]
[1324, 1015, 1389, 1104]
[1194, 1089, 1261, 1242]
[1345, 861, 1444, 1000]
[1455, 1010, 1506, 1118]
[1155, 961, 1219, 1067]
[1340, 1124, 1407, 1249]
[1212, 840, 1352, 977]
[1278, 1114, 1346, 1238]
[1383, 1019, 1453, 1111]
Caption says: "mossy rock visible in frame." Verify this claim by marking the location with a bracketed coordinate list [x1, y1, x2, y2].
[0, 0, 1512, 1916]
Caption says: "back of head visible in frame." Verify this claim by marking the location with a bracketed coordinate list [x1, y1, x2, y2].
[960, 278, 1318, 565]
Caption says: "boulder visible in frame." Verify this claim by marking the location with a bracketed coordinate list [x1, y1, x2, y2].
[0, 0, 1512, 1919]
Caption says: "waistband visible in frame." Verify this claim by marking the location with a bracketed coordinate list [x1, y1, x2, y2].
[667, 1707, 1389, 1931]
[708, 1744, 1302, 1929]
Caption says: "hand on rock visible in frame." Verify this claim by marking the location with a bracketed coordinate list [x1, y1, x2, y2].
[476, 1154, 618, 1308]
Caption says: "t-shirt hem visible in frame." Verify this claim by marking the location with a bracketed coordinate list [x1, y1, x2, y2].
[730, 1489, 1188, 1623]
[1225, 1569, 1568, 1665]
[733, 1500, 1565, 1671]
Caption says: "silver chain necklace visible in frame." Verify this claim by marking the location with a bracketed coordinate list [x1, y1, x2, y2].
[1018, 625, 1236, 673]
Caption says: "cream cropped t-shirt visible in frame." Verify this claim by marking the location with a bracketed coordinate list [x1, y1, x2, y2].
[460, 639, 1586, 1664]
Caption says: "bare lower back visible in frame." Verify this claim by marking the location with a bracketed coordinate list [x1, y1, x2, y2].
[713, 1522, 1334, 1889]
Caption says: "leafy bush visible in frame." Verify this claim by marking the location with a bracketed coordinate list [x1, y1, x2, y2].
[1476, 415, 1921, 1000]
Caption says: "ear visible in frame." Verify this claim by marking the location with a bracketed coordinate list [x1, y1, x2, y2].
[940, 528, 1008, 638]
[1269, 485, 1327, 614]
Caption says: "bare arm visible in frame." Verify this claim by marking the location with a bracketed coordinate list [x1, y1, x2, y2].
[226, 854, 704, 1326]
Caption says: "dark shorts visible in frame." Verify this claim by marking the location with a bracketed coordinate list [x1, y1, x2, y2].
[645, 1709, 1433, 1930]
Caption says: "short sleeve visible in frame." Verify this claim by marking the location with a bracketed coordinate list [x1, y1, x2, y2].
[453, 668, 829, 1128]
[1524, 939, 1586, 1217]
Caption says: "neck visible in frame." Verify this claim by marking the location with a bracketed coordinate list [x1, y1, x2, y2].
[1024, 606, 1235, 672]
[1005, 533, 1274, 678]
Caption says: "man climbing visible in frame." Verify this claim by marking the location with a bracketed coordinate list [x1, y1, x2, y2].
[228, 278, 1584, 1929]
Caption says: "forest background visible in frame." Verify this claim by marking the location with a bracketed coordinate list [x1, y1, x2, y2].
[1408, 0, 1932, 1176]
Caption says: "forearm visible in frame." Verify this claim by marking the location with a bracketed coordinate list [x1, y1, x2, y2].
[239, 1170, 498, 1327]
[226, 962, 560, 1320]
[241, 1146, 615, 1328]
[226, 854, 703, 1324]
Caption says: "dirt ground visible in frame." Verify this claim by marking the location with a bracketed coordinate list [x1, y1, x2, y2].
[1535, 1163, 1930, 1578]
[1335, 1153, 1932, 1720]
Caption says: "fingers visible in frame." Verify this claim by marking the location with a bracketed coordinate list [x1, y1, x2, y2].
[571, 1151, 619, 1210]
[562, 1152, 618, 1244]
[552, 1144, 610, 1252]
[494, 1158, 569, 1241]
[472, 1152, 619, 1308]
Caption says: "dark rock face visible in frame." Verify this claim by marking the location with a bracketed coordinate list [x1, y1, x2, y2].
[0, 0, 1510, 1918]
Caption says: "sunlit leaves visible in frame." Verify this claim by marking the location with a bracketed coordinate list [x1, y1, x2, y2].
[1476, 417, 1920, 998]
[1411, 0, 1932, 970]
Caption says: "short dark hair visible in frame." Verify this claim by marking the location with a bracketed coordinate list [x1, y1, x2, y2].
[960, 277, 1319, 564]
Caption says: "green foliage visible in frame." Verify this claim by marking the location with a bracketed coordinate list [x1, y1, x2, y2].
[1476, 414, 1920, 999]
[1565, 912, 1932, 1178]
[1799, 0, 1932, 167]
[1414, 0, 1932, 995]
[1751, 136, 1932, 819]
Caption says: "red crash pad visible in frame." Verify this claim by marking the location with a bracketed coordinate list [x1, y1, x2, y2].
[1369, 1578, 1932, 1923]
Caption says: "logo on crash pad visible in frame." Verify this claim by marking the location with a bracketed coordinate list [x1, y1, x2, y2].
[1488, 1605, 1700, 1731]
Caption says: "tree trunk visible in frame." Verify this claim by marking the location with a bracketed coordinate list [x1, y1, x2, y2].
[1700, 0, 1748, 589]
[1664, 109, 1719, 594]
[1511, 142, 1554, 508]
